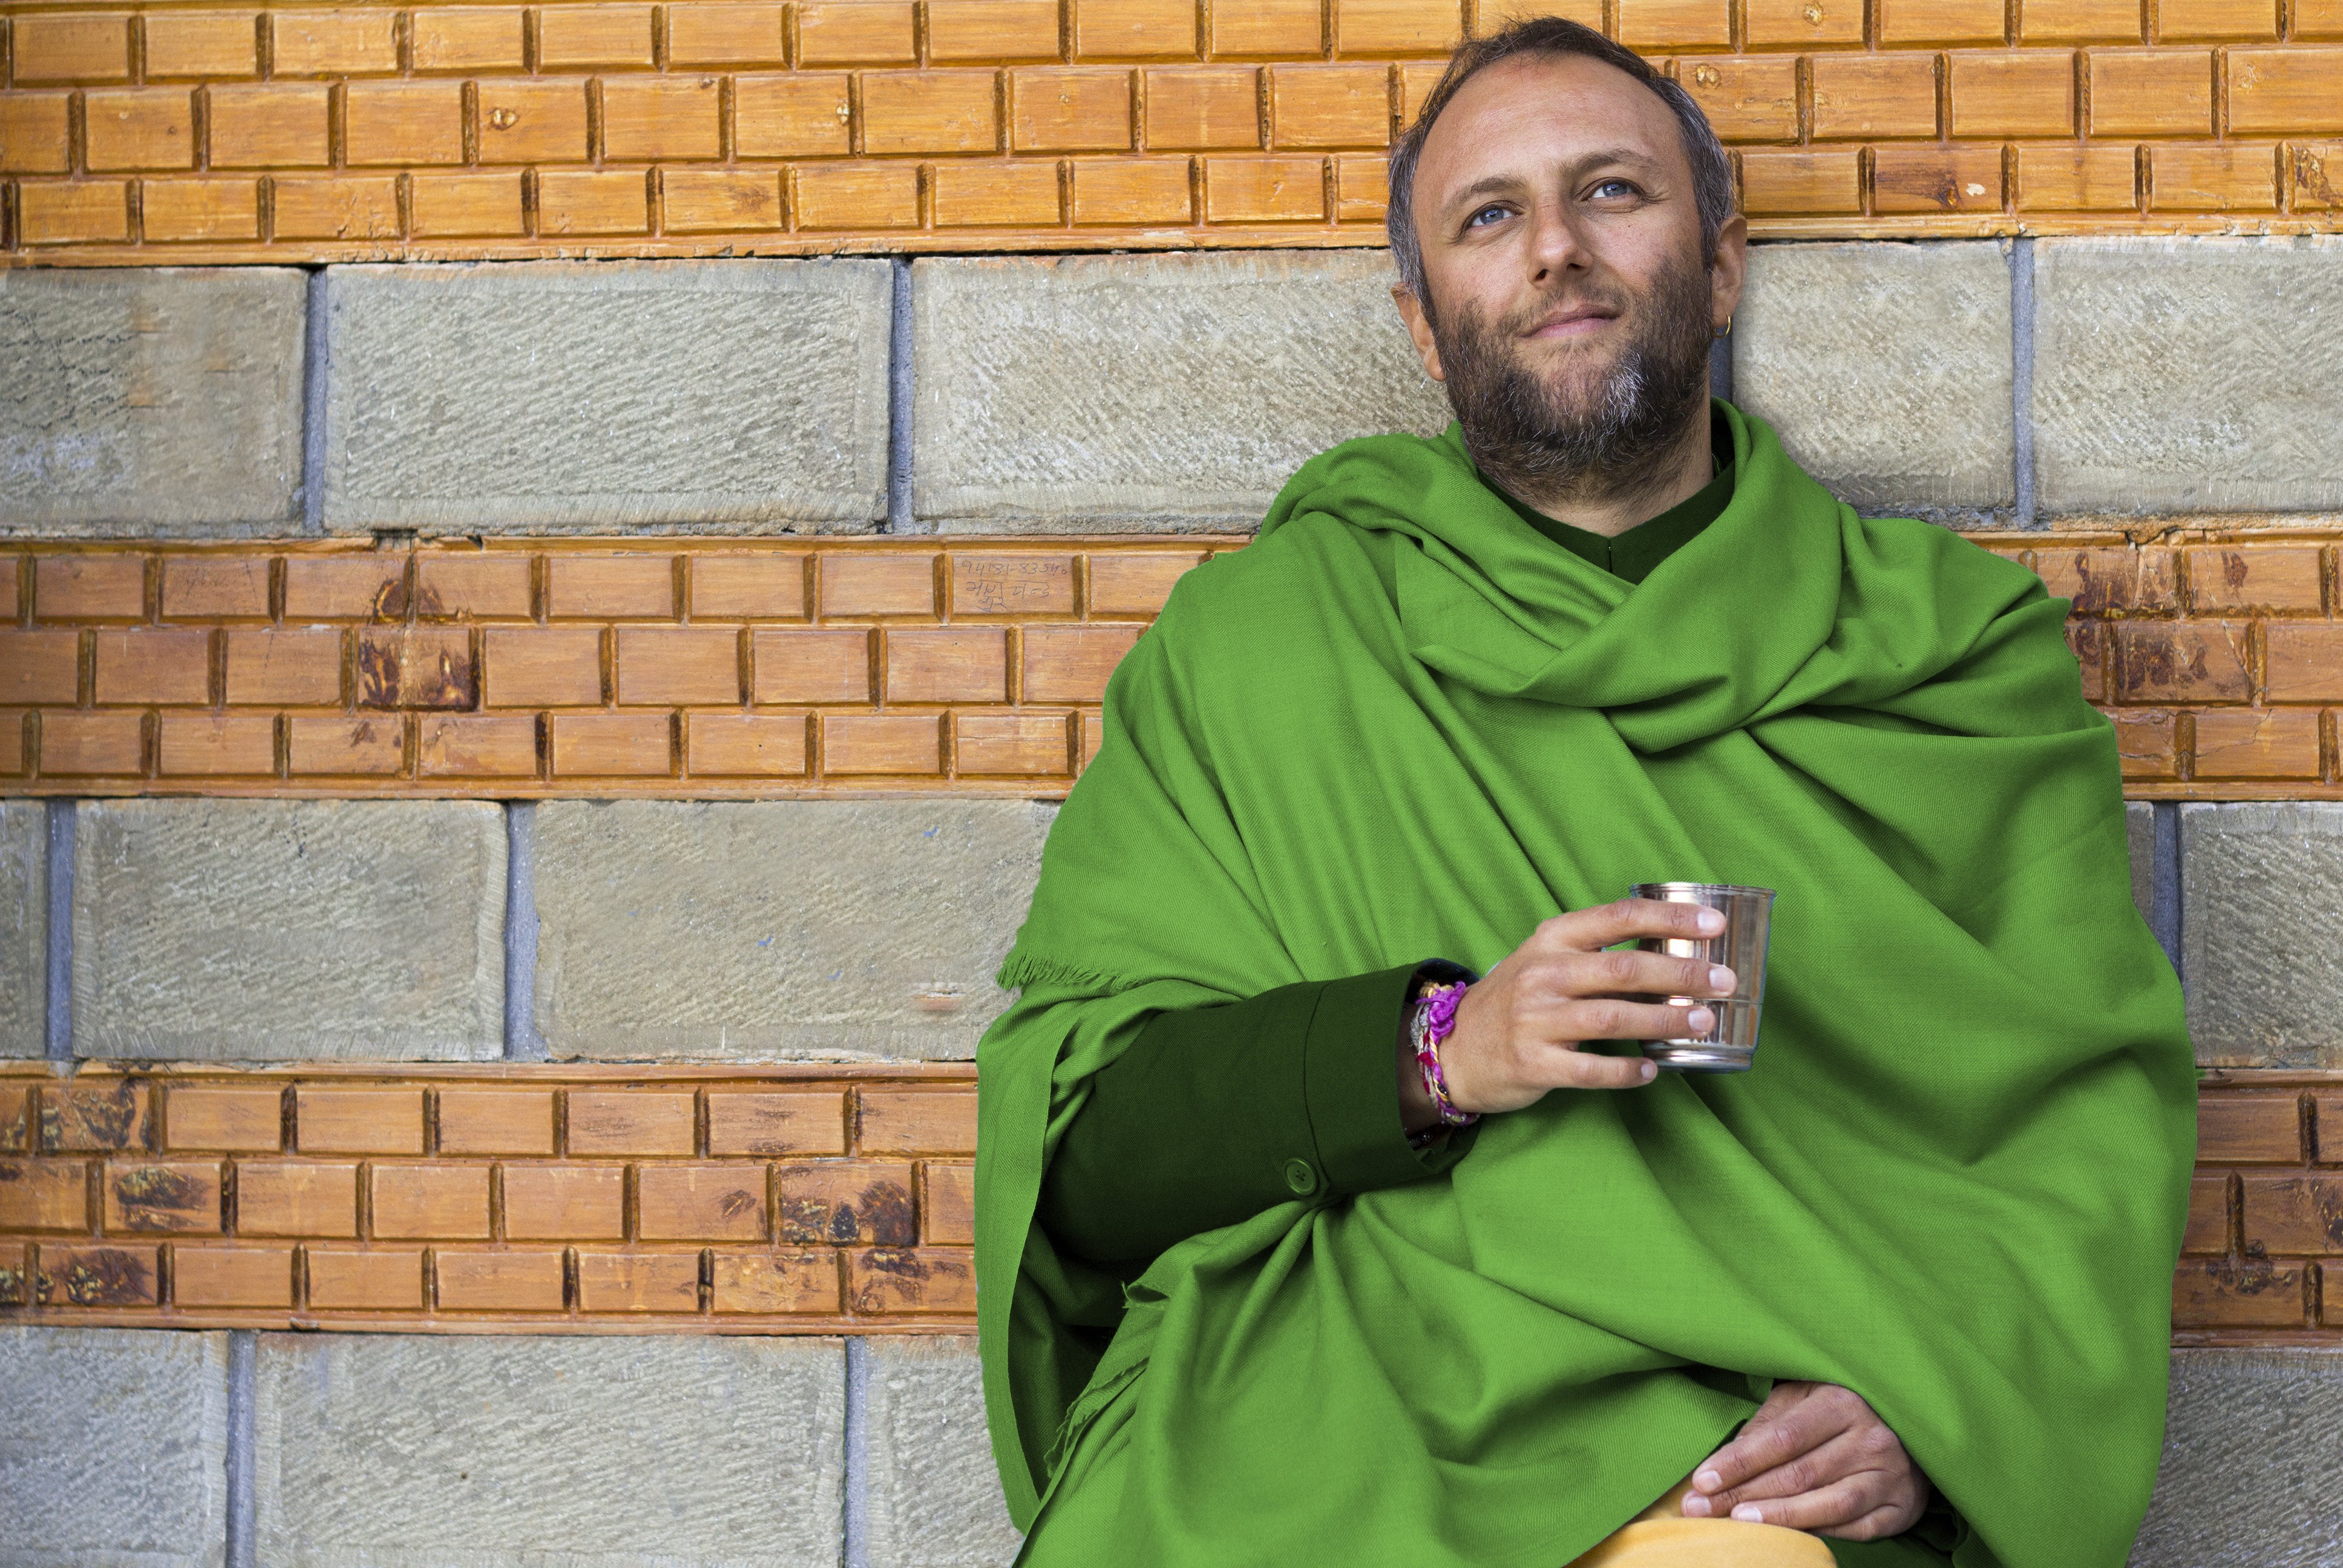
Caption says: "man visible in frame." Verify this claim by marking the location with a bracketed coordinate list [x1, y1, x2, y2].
[975, 18, 2194, 1568]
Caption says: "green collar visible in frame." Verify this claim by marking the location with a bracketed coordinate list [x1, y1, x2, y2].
[1484, 419, 1733, 586]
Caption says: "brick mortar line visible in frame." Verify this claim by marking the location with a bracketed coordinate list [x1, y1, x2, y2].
[300, 267, 329, 537]
[44, 799, 71, 1061]
[844, 1335, 871, 1568]
[886, 255, 914, 534]
[226, 1327, 256, 1568]
[503, 801, 545, 1062]
[2010, 235, 2037, 530]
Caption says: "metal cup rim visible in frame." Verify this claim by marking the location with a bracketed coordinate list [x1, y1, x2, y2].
[1628, 881, 1777, 901]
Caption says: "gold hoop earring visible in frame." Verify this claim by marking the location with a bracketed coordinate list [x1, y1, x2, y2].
[1712, 316, 1733, 339]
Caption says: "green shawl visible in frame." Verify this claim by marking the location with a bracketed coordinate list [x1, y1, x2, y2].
[975, 402, 2194, 1568]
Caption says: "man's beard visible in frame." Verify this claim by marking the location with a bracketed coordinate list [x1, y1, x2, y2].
[1430, 255, 1715, 505]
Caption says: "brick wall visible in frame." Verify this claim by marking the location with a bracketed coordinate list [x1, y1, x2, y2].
[5, 4, 2343, 1562]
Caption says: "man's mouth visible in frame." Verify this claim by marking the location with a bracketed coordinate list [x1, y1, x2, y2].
[1521, 304, 1622, 340]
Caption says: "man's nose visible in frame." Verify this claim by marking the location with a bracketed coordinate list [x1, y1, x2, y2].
[1525, 203, 1588, 281]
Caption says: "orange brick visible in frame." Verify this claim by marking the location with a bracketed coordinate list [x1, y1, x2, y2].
[502, 1163, 625, 1238]
[934, 160, 1065, 226]
[1739, 148, 1863, 213]
[686, 714, 810, 777]
[128, 171, 261, 236]
[0, 1159, 91, 1230]
[1077, 0, 1199, 56]
[1948, 51, 2077, 137]
[1205, 155, 1326, 219]
[2112, 622, 2250, 702]
[551, 713, 673, 776]
[1014, 67, 1136, 150]
[93, 629, 207, 705]
[2067, 621, 2106, 702]
[776, 1160, 916, 1245]
[706, 1091, 849, 1157]
[1614, 0, 1732, 50]
[103, 1160, 223, 1233]
[824, 714, 943, 773]
[1332, 0, 1460, 52]
[2291, 141, 2343, 208]
[477, 80, 592, 163]
[1396, 61, 1445, 126]
[484, 628, 603, 707]
[0, 94, 73, 175]
[885, 627, 1008, 703]
[578, 1250, 701, 1311]
[2023, 0, 2145, 40]
[957, 712, 1072, 774]
[1271, 64, 1390, 149]
[223, 628, 341, 705]
[143, 12, 262, 78]
[1211, 0, 1321, 54]
[0, 712, 22, 779]
[2112, 709, 2177, 779]
[415, 555, 533, 619]
[2317, 1094, 2343, 1161]
[272, 8, 397, 73]
[663, 169, 785, 232]
[11, 14, 133, 82]
[712, 1249, 840, 1313]
[2200, 1093, 2303, 1161]
[668, 3, 788, 63]
[537, 3, 657, 67]
[435, 1247, 566, 1310]
[208, 83, 332, 167]
[411, 7, 528, 71]
[734, 74, 854, 158]
[2304, 0, 2343, 36]
[1808, 53, 1939, 140]
[2263, 624, 2343, 701]
[863, 69, 1002, 154]
[36, 713, 145, 777]
[1332, 152, 1388, 218]
[1676, 57, 1798, 141]
[2016, 142, 2140, 208]
[1086, 551, 1204, 615]
[436, 1090, 555, 1156]
[355, 628, 476, 710]
[2151, 143, 2278, 211]
[793, 163, 923, 227]
[2241, 1172, 2343, 1253]
[799, 0, 917, 62]
[39, 1244, 160, 1307]
[690, 555, 807, 618]
[2161, 0, 2279, 38]
[602, 76, 724, 160]
[237, 1161, 359, 1238]
[164, 1088, 282, 1152]
[821, 554, 937, 616]
[549, 555, 675, 619]
[284, 558, 407, 623]
[849, 1245, 977, 1314]
[0, 1087, 28, 1152]
[169, 1244, 292, 1307]
[36, 554, 145, 619]
[566, 1091, 695, 1156]
[951, 554, 1076, 616]
[1023, 624, 1141, 702]
[638, 1164, 768, 1241]
[856, 1089, 977, 1154]
[304, 1246, 425, 1309]
[295, 1088, 425, 1155]
[1, 632, 81, 706]
[922, 1161, 975, 1244]
[538, 170, 649, 236]
[1072, 155, 1196, 223]
[157, 714, 275, 777]
[346, 81, 467, 166]
[1878, 0, 2005, 42]
[2189, 547, 2326, 613]
[372, 1163, 491, 1240]
[1873, 145, 2004, 213]
[418, 714, 539, 779]
[1143, 67, 1259, 149]
[2228, 46, 2343, 132]
[162, 557, 270, 620]
[19, 181, 131, 244]
[2183, 1173, 2229, 1253]
[0, 1243, 21, 1306]
[931, 0, 1062, 59]
[0, 558, 17, 617]
[2089, 48, 2213, 134]
[287, 716, 404, 777]
[272, 174, 402, 240]
[41, 1082, 152, 1152]
[84, 90, 196, 171]
[2036, 545, 2177, 613]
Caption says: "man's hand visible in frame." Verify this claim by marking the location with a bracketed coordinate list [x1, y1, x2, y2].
[1680, 1380, 1929, 1540]
[1400, 898, 1737, 1130]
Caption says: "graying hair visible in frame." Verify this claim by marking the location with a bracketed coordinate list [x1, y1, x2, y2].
[1384, 16, 1737, 310]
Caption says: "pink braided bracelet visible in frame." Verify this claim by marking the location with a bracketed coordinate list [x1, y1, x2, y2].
[1410, 978, 1480, 1138]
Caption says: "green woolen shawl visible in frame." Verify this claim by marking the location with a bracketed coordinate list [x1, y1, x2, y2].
[974, 400, 2195, 1568]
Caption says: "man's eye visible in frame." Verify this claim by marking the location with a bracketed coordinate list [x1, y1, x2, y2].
[1588, 179, 1642, 201]
[1465, 204, 1512, 228]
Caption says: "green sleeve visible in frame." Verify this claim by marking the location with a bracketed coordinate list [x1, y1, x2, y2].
[1034, 958, 1482, 1268]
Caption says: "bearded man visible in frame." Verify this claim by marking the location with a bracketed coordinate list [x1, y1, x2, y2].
[974, 17, 2194, 1568]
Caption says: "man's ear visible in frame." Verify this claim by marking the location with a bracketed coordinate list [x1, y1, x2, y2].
[1392, 284, 1447, 384]
[1708, 212, 1749, 333]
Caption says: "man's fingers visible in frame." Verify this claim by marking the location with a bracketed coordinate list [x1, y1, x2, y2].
[1531, 1044, 1657, 1091]
[1553, 947, 1735, 1003]
[1693, 1387, 1844, 1494]
[1558, 996, 1717, 1045]
[1542, 898, 1725, 954]
[1721, 1474, 1884, 1534]
[1694, 1429, 1869, 1510]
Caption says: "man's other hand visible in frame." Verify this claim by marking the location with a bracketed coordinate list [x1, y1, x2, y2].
[1680, 1380, 1930, 1539]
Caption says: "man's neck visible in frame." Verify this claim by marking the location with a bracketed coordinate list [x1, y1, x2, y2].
[1489, 397, 1716, 540]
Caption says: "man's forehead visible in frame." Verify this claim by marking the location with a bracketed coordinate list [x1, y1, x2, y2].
[1417, 52, 1687, 196]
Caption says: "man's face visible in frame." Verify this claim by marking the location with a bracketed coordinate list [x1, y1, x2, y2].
[1394, 52, 1748, 486]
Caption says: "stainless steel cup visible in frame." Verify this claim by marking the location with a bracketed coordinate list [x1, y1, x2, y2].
[1629, 882, 1777, 1073]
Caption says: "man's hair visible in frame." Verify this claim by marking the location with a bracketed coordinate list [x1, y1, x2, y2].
[1384, 16, 1737, 306]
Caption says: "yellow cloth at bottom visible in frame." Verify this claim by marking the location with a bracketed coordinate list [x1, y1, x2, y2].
[1564, 1477, 1838, 1567]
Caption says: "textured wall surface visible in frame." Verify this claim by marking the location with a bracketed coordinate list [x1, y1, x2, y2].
[2182, 802, 2343, 1065]
[864, 1336, 1026, 1567]
[2129, 1350, 2343, 1567]
[0, 800, 43, 1057]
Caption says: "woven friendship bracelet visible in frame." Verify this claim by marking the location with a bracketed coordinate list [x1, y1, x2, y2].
[1409, 979, 1480, 1145]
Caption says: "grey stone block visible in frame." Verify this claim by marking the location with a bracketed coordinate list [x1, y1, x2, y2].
[0, 1326, 228, 1568]
[532, 799, 1052, 1060]
[254, 1333, 845, 1568]
[863, 1337, 1024, 1568]
[323, 259, 892, 534]
[2129, 1348, 2343, 1567]
[1732, 241, 2016, 520]
[2036, 237, 2343, 516]
[0, 268, 306, 535]
[73, 799, 504, 1060]
[911, 252, 1449, 531]
[0, 802, 44, 1057]
[2126, 800, 2154, 928]
[2180, 802, 2343, 1067]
